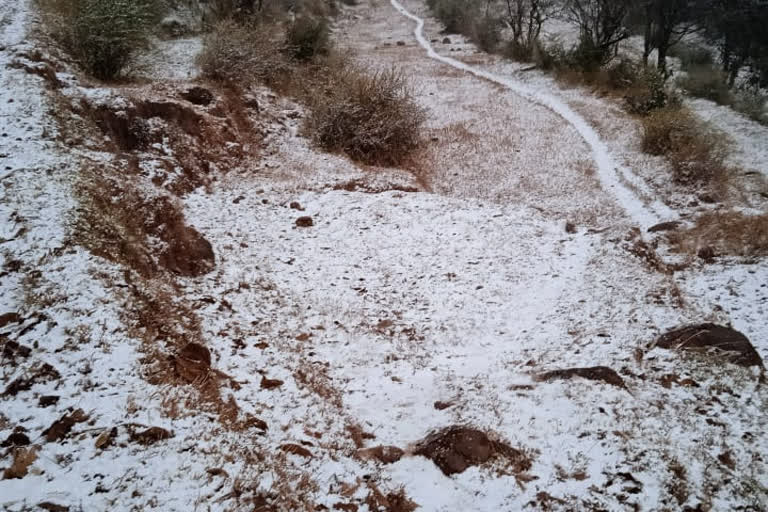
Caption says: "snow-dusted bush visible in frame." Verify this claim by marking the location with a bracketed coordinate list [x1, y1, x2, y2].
[306, 66, 426, 165]
[42, 0, 161, 79]
[198, 19, 290, 83]
[285, 14, 331, 61]
[641, 107, 729, 185]
[731, 88, 768, 126]
[678, 65, 733, 105]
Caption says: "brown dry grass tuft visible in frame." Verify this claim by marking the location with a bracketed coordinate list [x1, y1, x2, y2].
[669, 211, 768, 258]
[640, 107, 731, 187]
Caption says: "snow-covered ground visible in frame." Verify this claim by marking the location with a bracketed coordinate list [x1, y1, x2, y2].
[1, 0, 767, 510]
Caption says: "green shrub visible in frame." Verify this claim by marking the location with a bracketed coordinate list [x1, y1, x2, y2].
[198, 19, 291, 83]
[42, 0, 161, 79]
[641, 108, 729, 185]
[678, 65, 732, 105]
[305, 66, 426, 165]
[286, 14, 331, 60]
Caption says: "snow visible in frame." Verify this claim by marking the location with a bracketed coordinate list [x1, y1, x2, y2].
[1, 0, 767, 510]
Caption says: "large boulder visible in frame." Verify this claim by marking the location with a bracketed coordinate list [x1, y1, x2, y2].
[655, 323, 763, 368]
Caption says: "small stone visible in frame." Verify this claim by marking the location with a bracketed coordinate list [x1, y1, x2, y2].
[290, 201, 304, 211]
[697, 246, 716, 261]
[396, 41, 406, 46]
[295, 216, 314, 227]
[565, 222, 577, 234]
[442, 37, 452, 44]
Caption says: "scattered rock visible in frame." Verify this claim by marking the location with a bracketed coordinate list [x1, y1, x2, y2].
[38, 395, 59, 407]
[3, 363, 60, 397]
[43, 409, 88, 442]
[697, 246, 716, 262]
[396, 41, 406, 46]
[260, 376, 284, 389]
[442, 37, 452, 44]
[290, 201, 304, 211]
[656, 324, 764, 368]
[2, 339, 31, 360]
[242, 414, 268, 432]
[356, 445, 404, 464]
[181, 86, 215, 106]
[0, 312, 22, 328]
[280, 443, 313, 458]
[433, 401, 453, 410]
[38, 503, 70, 512]
[535, 366, 626, 388]
[647, 221, 682, 233]
[565, 222, 577, 234]
[1, 432, 31, 447]
[413, 427, 493, 475]
[130, 426, 173, 446]
[3, 446, 38, 479]
[95, 428, 117, 450]
[173, 343, 212, 382]
[295, 216, 314, 228]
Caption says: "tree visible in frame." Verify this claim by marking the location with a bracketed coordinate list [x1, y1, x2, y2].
[565, 0, 632, 66]
[503, 0, 557, 58]
[640, 0, 701, 73]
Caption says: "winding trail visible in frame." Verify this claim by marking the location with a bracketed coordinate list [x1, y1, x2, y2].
[390, 0, 674, 228]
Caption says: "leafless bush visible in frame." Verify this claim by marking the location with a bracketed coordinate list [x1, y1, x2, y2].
[39, 0, 161, 79]
[285, 14, 331, 60]
[305, 66, 426, 165]
[197, 19, 291, 83]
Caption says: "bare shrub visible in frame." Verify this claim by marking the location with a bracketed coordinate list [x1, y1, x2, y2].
[467, 15, 501, 53]
[39, 0, 161, 80]
[641, 107, 729, 185]
[285, 14, 331, 60]
[197, 19, 290, 83]
[426, 0, 473, 34]
[678, 65, 733, 105]
[731, 88, 768, 125]
[670, 212, 768, 257]
[624, 66, 681, 115]
[305, 66, 426, 166]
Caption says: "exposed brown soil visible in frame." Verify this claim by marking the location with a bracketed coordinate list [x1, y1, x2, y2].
[656, 323, 764, 368]
[535, 366, 627, 388]
[356, 445, 404, 464]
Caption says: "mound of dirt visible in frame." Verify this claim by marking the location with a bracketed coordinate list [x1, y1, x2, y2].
[535, 366, 626, 388]
[173, 343, 212, 383]
[414, 426, 531, 476]
[656, 324, 764, 368]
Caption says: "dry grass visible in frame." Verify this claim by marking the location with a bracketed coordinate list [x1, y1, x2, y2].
[640, 107, 730, 186]
[669, 211, 768, 258]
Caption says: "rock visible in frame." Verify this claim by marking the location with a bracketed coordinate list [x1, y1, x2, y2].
[433, 401, 453, 410]
[130, 426, 173, 445]
[290, 201, 304, 211]
[655, 323, 764, 368]
[280, 443, 313, 458]
[160, 224, 215, 277]
[260, 376, 284, 389]
[356, 445, 404, 464]
[295, 216, 314, 227]
[243, 94, 260, 111]
[38, 395, 59, 407]
[38, 503, 70, 512]
[43, 409, 88, 442]
[565, 222, 577, 234]
[648, 221, 682, 233]
[396, 41, 406, 46]
[698, 193, 717, 204]
[173, 343, 211, 382]
[697, 246, 716, 261]
[535, 366, 626, 388]
[0, 312, 22, 328]
[1, 432, 30, 447]
[160, 15, 190, 37]
[2, 446, 38, 480]
[414, 427, 493, 475]
[442, 37, 452, 44]
[181, 86, 215, 106]
[2, 340, 31, 359]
